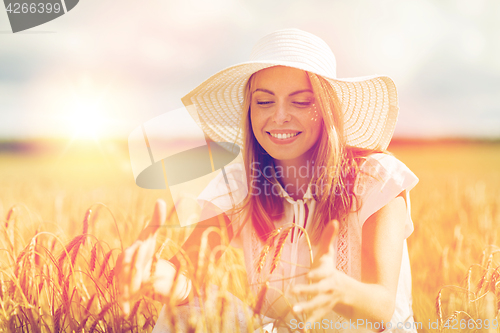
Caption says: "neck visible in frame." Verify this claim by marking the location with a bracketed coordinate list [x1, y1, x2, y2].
[273, 150, 315, 201]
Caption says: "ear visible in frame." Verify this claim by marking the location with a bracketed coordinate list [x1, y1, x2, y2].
[315, 220, 339, 261]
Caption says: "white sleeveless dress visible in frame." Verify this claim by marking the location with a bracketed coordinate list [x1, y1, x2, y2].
[153, 153, 419, 332]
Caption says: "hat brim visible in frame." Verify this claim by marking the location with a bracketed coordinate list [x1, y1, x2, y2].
[181, 61, 398, 151]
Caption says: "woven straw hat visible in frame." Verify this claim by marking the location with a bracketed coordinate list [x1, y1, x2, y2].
[181, 28, 399, 150]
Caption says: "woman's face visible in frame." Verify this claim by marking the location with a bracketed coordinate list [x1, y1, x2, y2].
[250, 66, 323, 164]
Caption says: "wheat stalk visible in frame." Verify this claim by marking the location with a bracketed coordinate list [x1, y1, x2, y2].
[254, 281, 269, 314]
[257, 228, 282, 274]
[14, 247, 26, 278]
[443, 310, 459, 328]
[76, 314, 91, 332]
[54, 306, 63, 333]
[150, 251, 160, 278]
[89, 302, 114, 333]
[107, 268, 114, 288]
[86, 294, 96, 314]
[195, 226, 222, 284]
[128, 299, 142, 321]
[478, 254, 493, 294]
[437, 288, 443, 331]
[89, 243, 97, 272]
[270, 226, 293, 274]
[82, 209, 91, 236]
[57, 234, 85, 280]
[465, 266, 472, 305]
[5, 206, 15, 225]
[99, 250, 113, 279]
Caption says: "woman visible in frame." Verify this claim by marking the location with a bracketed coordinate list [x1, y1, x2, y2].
[116, 29, 419, 332]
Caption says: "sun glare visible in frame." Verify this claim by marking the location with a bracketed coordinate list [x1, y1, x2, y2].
[68, 99, 107, 140]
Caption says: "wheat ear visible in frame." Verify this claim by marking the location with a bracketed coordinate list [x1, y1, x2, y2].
[257, 228, 282, 274]
[270, 226, 293, 274]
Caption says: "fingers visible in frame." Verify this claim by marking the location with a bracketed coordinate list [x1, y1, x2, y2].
[115, 248, 135, 315]
[116, 199, 168, 315]
[138, 199, 167, 241]
[293, 293, 341, 325]
[115, 242, 143, 308]
[147, 259, 188, 303]
[287, 220, 341, 329]
[292, 282, 323, 296]
[129, 238, 155, 294]
[306, 306, 331, 326]
[293, 293, 332, 314]
[115, 241, 141, 294]
[116, 245, 153, 315]
[307, 260, 336, 282]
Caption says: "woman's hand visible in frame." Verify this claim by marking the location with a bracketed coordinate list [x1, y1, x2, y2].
[291, 195, 407, 331]
[115, 199, 178, 315]
[291, 220, 342, 325]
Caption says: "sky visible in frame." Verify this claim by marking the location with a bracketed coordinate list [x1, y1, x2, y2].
[1, 0, 499, 141]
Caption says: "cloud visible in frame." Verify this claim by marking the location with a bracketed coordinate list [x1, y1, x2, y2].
[1, 0, 499, 139]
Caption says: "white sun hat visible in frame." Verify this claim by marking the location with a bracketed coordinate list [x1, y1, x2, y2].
[181, 28, 399, 151]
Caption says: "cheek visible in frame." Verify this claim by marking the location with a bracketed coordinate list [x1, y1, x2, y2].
[250, 108, 263, 139]
[308, 104, 321, 123]
[306, 108, 323, 146]
[307, 105, 323, 131]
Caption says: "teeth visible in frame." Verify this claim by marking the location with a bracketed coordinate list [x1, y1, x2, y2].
[269, 132, 299, 139]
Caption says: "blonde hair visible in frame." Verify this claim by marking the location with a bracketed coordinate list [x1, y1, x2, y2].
[238, 69, 385, 243]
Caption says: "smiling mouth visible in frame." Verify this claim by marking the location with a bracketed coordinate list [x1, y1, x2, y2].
[267, 132, 301, 140]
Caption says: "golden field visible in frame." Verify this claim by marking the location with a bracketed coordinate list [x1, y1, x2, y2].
[0, 139, 499, 332]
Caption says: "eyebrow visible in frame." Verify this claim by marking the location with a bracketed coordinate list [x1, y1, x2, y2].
[253, 88, 274, 95]
[289, 89, 313, 96]
[252, 88, 313, 96]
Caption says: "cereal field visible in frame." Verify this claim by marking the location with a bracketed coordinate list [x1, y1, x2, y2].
[0, 140, 499, 332]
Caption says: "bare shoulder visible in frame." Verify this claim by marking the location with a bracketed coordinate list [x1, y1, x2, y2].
[361, 191, 406, 290]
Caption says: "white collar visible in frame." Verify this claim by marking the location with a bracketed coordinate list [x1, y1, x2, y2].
[274, 180, 315, 203]
[272, 177, 317, 284]
[270, 161, 315, 203]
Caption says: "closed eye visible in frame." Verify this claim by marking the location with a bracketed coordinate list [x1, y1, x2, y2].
[293, 101, 312, 107]
[256, 101, 274, 105]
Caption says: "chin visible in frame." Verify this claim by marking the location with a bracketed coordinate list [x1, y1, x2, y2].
[268, 152, 300, 161]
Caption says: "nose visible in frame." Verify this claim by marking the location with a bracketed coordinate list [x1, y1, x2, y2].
[271, 103, 291, 125]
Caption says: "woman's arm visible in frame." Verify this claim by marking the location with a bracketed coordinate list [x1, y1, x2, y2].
[166, 202, 233, 303]
[169, 202, 233, 276]
[115, 200, 233, 312]
[291, 192, 407, 331]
